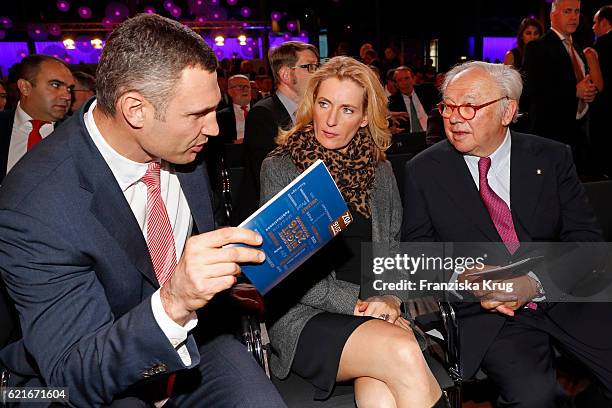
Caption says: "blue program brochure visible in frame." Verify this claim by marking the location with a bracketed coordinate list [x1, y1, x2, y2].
[237, 159, 352, 294]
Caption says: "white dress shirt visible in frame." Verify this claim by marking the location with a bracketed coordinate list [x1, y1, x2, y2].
[401, 92, 428, 131]
[84, 100, 197, 365]
[551, 27, 588, 119]
[6, 103, 55, 175]
[232, 103, 248, 140]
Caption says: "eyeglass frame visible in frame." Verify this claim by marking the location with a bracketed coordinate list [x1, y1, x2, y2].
[289, 63, 320, 73]
[437, 96, 509, 121]
[228, 84, 251, 91]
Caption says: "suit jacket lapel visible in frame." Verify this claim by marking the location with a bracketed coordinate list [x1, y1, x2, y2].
[69, 102, 158, 287]
[176, 158, 214, 234]
[437, 143, 500, 242]
[509, 132, 545, 241]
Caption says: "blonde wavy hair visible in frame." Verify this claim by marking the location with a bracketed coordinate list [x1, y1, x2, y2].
[276, 56, 391, 161]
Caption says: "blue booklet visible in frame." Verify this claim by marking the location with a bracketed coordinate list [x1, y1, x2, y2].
[237, 159, 352, 294]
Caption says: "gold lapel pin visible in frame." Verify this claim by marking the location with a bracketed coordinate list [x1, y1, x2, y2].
[536, 169, 542, 175]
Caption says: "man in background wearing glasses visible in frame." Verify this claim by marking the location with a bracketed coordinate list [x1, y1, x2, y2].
[235, 41, 319, 224]
[402, 61, 612, 407]
[70, 71, 96, 114]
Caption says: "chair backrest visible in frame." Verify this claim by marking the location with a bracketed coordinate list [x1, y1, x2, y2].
[387, 153, 414, 204]
[583, 181, 612, 241]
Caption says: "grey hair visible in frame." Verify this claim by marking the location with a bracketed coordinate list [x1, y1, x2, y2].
[551, 0, 579, 13]
[228, 74, 249, 84]
[441, 61, 522, 121]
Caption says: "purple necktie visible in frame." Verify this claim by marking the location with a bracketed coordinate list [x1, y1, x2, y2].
[478, 157, 519, 254]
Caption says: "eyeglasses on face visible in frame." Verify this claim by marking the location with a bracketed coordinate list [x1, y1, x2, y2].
[290, 63, 320, 73]
[437, 96, 509, 120]
[228, 84, 251, 91]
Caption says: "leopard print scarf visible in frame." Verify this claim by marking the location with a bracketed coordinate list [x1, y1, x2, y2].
[269, 127, 377, 218]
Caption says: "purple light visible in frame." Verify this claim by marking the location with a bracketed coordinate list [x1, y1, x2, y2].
[170, 7, 182, 18]
[226, 0, 238, 5]
[299, 31, 307, 38]
[27, 24, 48, 40]
[106, 3, 129, 22]
[18, 50, 28, 58]
[144, 6, 156, 14]
[188, 0, 206, 14]
[64, 56, 71, 63]
[196, 16, 206, 23]
[242, 22, 249, 27]
[213, 12, 220, 19]
[0, 17, 13, 29]
[270, 11, 281, 21]
[286, 21, 297, 31]
[283, 33, 291, 40]
[78, 6, 92, 19]
[209, 0, 219, 5]
[102, 17, 114, 28]
[56, 0, 70, 12]
[215, 49, 224, 58]
[164, 1, 174, 11]
[49, 24, 62, 36]
[76, 35, 93, 52]
[240, 6, 251, 17]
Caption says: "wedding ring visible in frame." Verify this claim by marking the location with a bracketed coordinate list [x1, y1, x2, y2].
[379, 313, 390, 321]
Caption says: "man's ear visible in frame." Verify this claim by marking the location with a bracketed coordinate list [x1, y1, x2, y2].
[501, 99, 518, 127]
[17, 79, 32, 97]
[278, 65, 291, 85]
[118, 91, 149, 129]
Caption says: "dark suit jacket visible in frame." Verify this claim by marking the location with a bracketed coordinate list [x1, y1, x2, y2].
[234, 94, 291, 224]
[0, 109, 15, 185]
[0, 99, 215, 406]
[388, 84, 439, 131]
[401, 131, 610, 378]
[523, 30, 588, 144]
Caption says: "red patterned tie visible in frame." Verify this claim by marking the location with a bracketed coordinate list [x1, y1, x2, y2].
[240, 105, 249, 119]
[478, 157, 519, 254]
[141, 162, 177, 286]
[27, 120, 48, 151]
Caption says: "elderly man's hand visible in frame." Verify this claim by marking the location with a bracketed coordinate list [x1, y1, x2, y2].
[160, 227, 265, 326]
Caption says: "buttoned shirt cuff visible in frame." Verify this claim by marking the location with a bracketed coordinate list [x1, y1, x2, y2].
[151, 289, 198, 366]
[527, 271, 546, 302]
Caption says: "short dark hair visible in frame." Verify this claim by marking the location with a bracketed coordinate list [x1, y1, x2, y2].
[394, 66, 414, 78]
[72, 71, 95, 91]
[597, 5, 612, 26]
[268, 41, 319, 83]
[96, 13, 218, 119]
[17, 54, 70, 85]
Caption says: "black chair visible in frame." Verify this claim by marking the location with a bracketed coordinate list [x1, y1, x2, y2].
[583, 180, 612, 241]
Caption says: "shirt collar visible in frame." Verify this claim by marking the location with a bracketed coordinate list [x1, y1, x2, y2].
[551, 27, 570, 42]
[84, 99, 158, 192]
[276, 90, 298, 120]
[463, 128, 511, 174]
[14, 102, 56, 128]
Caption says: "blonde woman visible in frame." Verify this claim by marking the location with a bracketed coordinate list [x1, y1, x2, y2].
[261, 56, 445, 408]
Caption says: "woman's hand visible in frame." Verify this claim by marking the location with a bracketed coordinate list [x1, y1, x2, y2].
[353, 295, 402, 323]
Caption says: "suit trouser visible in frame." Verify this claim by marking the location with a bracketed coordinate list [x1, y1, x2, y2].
[479, 307, 612, 408]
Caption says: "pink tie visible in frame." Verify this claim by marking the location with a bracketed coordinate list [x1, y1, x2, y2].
[478, 157, 520, 254]
[141, 162, 177, 286]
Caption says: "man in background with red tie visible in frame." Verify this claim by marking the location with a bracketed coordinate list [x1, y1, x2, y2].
[0, 14, 285, 407]
[216, 74, 252, 144]
[0, 55, 74, 185]
[523, 0, 597, 176]
[401, 61, 612, 407]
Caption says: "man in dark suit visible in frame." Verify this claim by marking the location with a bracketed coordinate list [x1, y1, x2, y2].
[388, 66, 439, 133]
[0, 55, 74, 184]
[0, 14, 285, 407]
[236, 41, 319, 224]
[401, 61, 612, 407]
[216, 74, 252, 144]
[523, 0, 597, 173]
[591, 5, 612, 178]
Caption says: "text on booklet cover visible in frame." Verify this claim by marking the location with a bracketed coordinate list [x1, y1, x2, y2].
[238, 159, 352, 294]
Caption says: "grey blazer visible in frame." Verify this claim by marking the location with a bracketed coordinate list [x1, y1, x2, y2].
[260, 154, 403, 378]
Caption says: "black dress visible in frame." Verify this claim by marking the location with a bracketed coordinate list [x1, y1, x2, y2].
[290, 211, 374, 400]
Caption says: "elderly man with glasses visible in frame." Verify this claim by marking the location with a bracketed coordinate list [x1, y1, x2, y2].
[401, 61, 612, 407]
